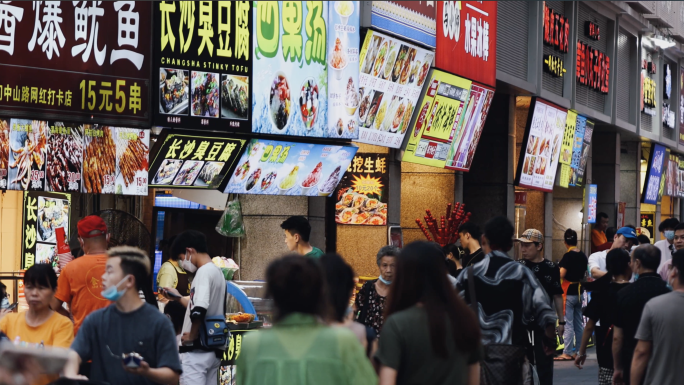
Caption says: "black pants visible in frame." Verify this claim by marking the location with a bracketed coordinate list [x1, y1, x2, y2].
[533, 329, 554, 385]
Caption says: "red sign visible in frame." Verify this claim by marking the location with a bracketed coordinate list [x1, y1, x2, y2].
[543, 4, 569, 53]
[585, 21, 600, 41]
[576, 41, 609, 94]
[0, 2, 151, 127]
[515, 192, 527, 205]
[436, 1, 497, 88]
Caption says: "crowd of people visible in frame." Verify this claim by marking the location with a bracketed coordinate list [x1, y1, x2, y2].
[0, 213, 683, 385]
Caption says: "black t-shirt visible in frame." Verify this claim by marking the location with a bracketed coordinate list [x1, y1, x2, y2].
[558, 250, 588, 295]
[462, 248, 484, 268]
[518, 259, 564, 298]
[584, 282, 630, 368]
[614, 273, 670, 382]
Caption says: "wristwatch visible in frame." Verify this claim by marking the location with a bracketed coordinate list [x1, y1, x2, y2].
[558, 321, 566, 325]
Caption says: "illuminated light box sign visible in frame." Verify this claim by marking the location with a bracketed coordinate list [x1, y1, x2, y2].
[365, 1, 436, 48]
[223, 139, 358, 196]
[642, 60, 657, 116]
[22, 191, 71, 270]
[152, 1, 253, 132]
[334, 152, 389, 226]
[642, 144, 666, 205]
[148, 130, 247, 189]
[0, 2, 151, 127]
[515, 98, 567, 193]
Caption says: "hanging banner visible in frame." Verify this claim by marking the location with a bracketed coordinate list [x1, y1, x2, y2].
[444, 83, 494, 171]
[515, 98, 567, 192]
[402, 69, 471, 168]
[357, 30, 434, 148]
[587, 184, 597, 224]
[642, 144, 666, 205]
[559, 110, 577, 166]
[252, 1, 331, 138]
[153, 1, 253, 132]
[363, 1, 436, 48]
[334, 152, 388, 225]
[678, 156, 684, 198]
[223, 139, 358, 196]
[22, 191, 71, 270]
[0, 119, 8, 189]
[680, 68, 684, 145]
[327, 1, 361, 139]
[573, 117, 593, 187]
[149, 131, 246, 189]
[436, 1, 497, 87]
[0, 2, 151, 127]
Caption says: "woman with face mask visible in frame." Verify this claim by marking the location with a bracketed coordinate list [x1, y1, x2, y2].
[0, 264, 74, 385]
[354, 246, 398, 337]
[156, 236, 190, 304]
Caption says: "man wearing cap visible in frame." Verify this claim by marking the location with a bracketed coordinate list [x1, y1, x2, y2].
[588, 227, 638, 279]
[51, 215, 110, 336]
[517, 229, 563, 385]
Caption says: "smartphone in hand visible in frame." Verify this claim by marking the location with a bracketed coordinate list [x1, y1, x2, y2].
[6, 303, 18, 311]
[161, 289, 181, 299]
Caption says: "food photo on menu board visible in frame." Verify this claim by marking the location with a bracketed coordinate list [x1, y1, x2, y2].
[334, 153, 389, 225]
[0, 119, 8, 189]
[515, 98, 567, 192]
[46, 122, 83, 193]
[223, 139, 358, 197]
[148, 132, 247, 189]
[445, 84, 495, 171]
[7, 119, 48, 191]
[402, 69, 472, 168]
[82, 125, 116, 194]
[357, 30, 434, 148]
[153, 1, 252, 131]
[115, 128, 150, 196]
[253, 2, 331, 138]
[328, 1, 361, 139]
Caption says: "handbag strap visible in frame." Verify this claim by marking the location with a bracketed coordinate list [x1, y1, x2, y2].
[467, 265, 478, 315]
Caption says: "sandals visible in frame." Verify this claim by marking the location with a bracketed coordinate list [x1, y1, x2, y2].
[554, 354, 575, 361]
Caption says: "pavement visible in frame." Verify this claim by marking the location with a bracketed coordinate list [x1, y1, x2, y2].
[553, 348, 599, 384]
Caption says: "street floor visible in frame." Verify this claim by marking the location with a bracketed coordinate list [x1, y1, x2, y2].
[553, 348, 598, 384]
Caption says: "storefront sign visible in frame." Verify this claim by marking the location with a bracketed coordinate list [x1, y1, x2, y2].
[366, 1, 436, 48]
[572, 116, 593, 187]
[0, 119, 8, 189]
[559, 110, 577, 165]
[149, 131, 246, 189]
[514, 191, 527, 205]
[515, 98, 567, 192]
[639, 213, 655, 240]
[403, 69, 471, 168]
[436, 1, 496, 88]
[0, 2, 151, 127]
[663, 64, 675, 128]
[680, 70, 684, 145]
[543, 4, 569, 53]
[679, 156, 684, 198]
[22, 191, 71, 270]
[445, 83, 495, 171]
[587, 184, 597, 224]
[642, 144, 666, 205]
[544, 55, 566, 78]
[153, 1, 252, 132]
[327, 2, 361, 139]
[223, 139, 358, 196]
[357, 30, 433, 148]
[617, 202, 626, 228]
[576, 41, 609, 94]
[664, 152, 678, 197]
[585, 21, 600, 41]
[220, 329, 255, 366]
[334, 153, 388, 225]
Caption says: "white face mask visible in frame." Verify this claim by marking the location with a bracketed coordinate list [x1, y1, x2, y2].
[180, 251, 197, 273]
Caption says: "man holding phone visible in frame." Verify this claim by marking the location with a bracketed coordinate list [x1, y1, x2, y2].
[64, 246, 181, 384]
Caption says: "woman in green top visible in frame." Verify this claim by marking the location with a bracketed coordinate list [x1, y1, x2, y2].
[236, 255, 377, 385]
[376, 241, 483, 385]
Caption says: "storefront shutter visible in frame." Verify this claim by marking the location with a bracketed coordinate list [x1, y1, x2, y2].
[616, 31, 635, 124]
[541, 1, 566, 96]
[576, 3, 610, 111]
[496, 1, 529, 81]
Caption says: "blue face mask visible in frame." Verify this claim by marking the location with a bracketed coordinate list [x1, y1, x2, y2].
[633, 273, 639, 281]
[378, 275, 392, 285]
[665, 230, 675, 241]
[101, 275, 131, 302]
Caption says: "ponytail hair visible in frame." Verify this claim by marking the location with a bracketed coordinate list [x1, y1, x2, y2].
[564, 229, 578, 246]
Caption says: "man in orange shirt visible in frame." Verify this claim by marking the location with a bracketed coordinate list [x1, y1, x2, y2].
[591, 212, 609, 253]
[50, 215, 110, 334]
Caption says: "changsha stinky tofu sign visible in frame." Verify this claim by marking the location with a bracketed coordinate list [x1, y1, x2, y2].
[149, 131, 246, 189]
[154, 1, 252, 132]
[0, 1, 151, 127]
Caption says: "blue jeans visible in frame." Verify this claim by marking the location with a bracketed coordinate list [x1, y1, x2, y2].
[563, 294, 584, 355]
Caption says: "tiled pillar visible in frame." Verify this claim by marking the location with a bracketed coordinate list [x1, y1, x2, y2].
[620, 141, 641, 228]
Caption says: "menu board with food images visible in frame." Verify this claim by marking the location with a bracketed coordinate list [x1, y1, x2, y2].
[153, 1, 252, 132]
[46, 123, 83, 193]
[149, 131, 247, 190]
[357, 30, 435, 148]
[22, 191, 71, 270]
[8, 119, 48, 191]
[115, 129, 150, 196]
[328, 1, 361, 139]
[515, 98, 567, 193]
[223, 139, 358, 196]
[334, 153, 389, 225]
[0, 119, 9, 189]
[253, 2, 330, 138]
[444, 83, 495, 171]
[402, 69, 471, 168]
[572, 118, 594, 187]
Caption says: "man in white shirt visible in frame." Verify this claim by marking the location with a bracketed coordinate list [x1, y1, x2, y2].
[653, 218, 678, 273]
[658, 223, 684, 280]
[588, 227, 638, 279]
